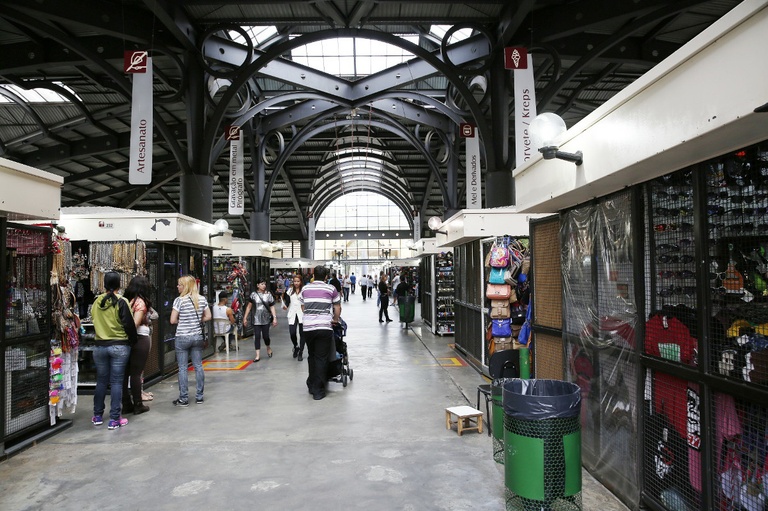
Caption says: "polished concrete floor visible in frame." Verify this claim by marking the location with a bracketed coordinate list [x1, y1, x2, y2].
[0, 294, 629, 511]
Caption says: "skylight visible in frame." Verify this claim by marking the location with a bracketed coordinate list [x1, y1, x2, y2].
[290, 36, 419, 78]
[429, 25, 474, 44]
[0, 82, 79, 103]
[229, 25, 279, 47]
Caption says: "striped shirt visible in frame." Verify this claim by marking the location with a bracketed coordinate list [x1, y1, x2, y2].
[299, 281, 340, 331]
[173, 295, 208, 337]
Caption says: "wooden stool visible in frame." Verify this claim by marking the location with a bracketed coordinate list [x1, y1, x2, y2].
[445, 405, 483, 436]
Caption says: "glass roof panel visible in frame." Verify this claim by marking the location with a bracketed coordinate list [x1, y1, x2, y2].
[429, 25, 473, 44]
[290, 36, 419, 78]
[0, 82, 79, 103]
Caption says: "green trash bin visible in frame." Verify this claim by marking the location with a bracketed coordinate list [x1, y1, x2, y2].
[492, 377, 515, 464]
[398, 295, 415, 323]
[503, 379, 582, 511]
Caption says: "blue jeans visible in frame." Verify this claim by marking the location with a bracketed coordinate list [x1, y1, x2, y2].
[93, 344, 131, 420]
[175, 335, 205, 401]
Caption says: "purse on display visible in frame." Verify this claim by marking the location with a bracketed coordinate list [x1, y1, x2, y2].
[490, 300, 511, 319]
[486, 283, 511, 300]
[489, 267, 506, 285]
[491, 318, 512, 338]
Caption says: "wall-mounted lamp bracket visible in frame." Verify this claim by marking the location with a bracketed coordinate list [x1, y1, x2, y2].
[539, 146, 583, 166]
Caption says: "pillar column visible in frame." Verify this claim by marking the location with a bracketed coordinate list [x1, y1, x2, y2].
[250, 210, 270, 241]
[179, 174, 213, 223]
[485, 171, 515, 208]
[300, 240, 312, 259]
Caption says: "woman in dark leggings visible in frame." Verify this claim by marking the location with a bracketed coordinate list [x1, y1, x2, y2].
[122, 276, 154, 414]
[243, 277, 278, 362]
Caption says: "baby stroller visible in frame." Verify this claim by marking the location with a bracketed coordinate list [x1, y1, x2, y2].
[327, 318, 353, 387]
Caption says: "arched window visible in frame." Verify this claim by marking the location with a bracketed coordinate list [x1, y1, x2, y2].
[314, 192, 412, 262]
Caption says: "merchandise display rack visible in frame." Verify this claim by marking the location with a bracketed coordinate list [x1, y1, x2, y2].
[435, 252, 455, 335]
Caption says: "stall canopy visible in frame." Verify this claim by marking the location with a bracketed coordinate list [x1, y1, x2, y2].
[0, 157, 62, 221]
[59, 206, 232, 249]
[433, 208, 551, 248]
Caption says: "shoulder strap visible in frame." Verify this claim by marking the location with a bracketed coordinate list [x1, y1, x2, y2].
[255, 292, 270, 309]
[189, 296, 204, 334]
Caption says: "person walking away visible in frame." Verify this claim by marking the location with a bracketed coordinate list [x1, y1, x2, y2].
[378, 274, 392, 323]
[91, 271, 137, 429]
[243, 277, 277, 362]
[122, 276, 154, 415]
[359, 274, 368, 302]
[328, 272, 342, 292]
[369, 275, 375, 299]
[350, 272, 356, 294]
[283, 275, 305, 361]
[299, 265, 341, 400]
[213, 291, 236, 352]
[275, 274, 286, 304]
[170, 275, 211, 406]
[342, 274, 351, 302]
[391, 272, 401, 306]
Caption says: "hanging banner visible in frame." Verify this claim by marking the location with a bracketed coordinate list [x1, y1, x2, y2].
[508, 48, 537, 167]
[413, 211, 421, 241]
[461, 123, 481, 209]
[125, 51, 153, 185]
[226, 126, 244, 215]
[308, 215, 316, 255]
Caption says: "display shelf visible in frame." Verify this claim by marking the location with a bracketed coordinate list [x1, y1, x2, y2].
[435, 252, 455, 336]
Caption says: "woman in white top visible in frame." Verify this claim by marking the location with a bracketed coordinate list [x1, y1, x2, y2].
[282, 275, 305, 361]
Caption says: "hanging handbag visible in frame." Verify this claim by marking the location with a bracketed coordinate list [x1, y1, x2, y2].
[486, 283, 511, 300]
[491, 318, 512, 337]
[490, 300, 510, 319]
[488, 267, 506, 285]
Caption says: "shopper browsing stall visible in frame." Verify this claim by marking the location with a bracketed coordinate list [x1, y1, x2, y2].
[91, 271, 137, 430]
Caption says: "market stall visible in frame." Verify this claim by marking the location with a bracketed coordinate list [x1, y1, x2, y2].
[57, 207, 232, 387]
[213, 239, 280, 339]
[0, 157, 69, 456]
[430, 209, 548, 367]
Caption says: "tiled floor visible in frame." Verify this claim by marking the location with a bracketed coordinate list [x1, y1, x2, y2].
[0, 294, 629, 511]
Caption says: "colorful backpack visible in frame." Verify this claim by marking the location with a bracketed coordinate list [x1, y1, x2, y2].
[489, 243, 510, 268]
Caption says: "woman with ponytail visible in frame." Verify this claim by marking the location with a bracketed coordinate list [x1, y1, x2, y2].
[90, 271, 137, 430]
[170, 275, 211, 407]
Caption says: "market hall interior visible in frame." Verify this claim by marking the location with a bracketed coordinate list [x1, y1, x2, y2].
[0, 297, 627, 511]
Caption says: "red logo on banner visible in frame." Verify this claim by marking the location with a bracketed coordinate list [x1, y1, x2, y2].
[124, 51, 148, 73]
[504, 47, 528, 70]
[225, 126, 241, 141]
[459, 123, 475, 138]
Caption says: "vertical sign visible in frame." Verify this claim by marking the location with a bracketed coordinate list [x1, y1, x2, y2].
[125, 51, 153, 185]
[460, 123, 481, 209]
[307, 215, 316, 256]
[413, 210, 421, 241]
[506, 48, 538, 167]
[226, 126, 244, 214]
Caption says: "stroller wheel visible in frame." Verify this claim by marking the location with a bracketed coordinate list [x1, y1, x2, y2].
[349, 368, 354, 381]
[342, 372, 348, 387]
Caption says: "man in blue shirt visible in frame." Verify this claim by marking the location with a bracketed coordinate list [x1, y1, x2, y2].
[350, 273, 356, 294]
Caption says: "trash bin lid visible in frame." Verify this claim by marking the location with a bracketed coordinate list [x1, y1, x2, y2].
[502, 379, 581, 420]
